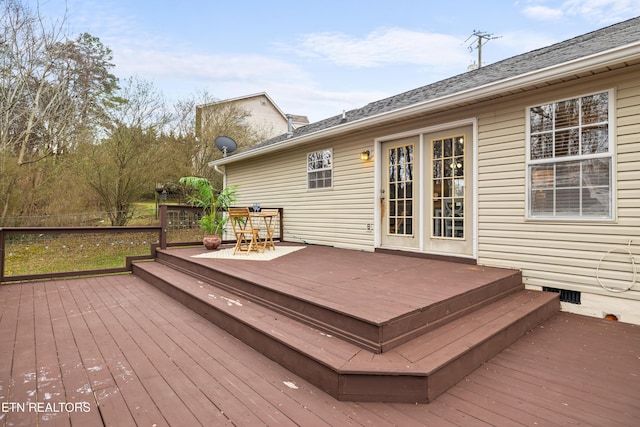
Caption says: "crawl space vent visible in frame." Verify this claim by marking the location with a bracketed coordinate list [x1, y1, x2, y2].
[543, 287, 581, 304]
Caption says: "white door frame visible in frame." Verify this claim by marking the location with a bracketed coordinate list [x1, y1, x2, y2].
[374, 118, 478, 259]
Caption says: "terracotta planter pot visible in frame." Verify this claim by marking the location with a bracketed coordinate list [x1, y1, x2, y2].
[203, 234, 222, 250]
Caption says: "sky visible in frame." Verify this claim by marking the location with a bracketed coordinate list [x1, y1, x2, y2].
[30, 0, 640, 123]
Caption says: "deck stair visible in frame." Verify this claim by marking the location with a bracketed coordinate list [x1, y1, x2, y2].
[132, 247, 558, 403]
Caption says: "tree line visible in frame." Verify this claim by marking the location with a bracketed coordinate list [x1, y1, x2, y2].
[1, 0, 268, 226]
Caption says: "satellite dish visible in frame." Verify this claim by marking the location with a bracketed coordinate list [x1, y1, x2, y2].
[215, 136, 237, 157]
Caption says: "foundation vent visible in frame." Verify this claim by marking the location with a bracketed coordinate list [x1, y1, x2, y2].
[543, 287, 581, 304]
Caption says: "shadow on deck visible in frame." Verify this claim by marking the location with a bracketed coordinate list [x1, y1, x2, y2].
[133, 244, 559, 403]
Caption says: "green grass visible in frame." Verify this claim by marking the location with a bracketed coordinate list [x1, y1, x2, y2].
[2, 202, 207, 279]
[128, 203, 159, 226]
[4, 231, 159, 278]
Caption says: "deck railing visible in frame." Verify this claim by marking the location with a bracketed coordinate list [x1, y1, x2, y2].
[0, 205, 283, 283]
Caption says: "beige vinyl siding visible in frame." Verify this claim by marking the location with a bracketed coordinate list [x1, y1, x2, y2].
[477, 67, 640, 300]
[225, 137, 376, 250]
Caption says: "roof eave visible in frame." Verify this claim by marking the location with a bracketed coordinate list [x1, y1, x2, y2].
[211, 41, 640, 167]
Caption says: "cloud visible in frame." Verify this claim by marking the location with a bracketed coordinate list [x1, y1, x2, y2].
[493, 30, 559, 54]
[522, 5, 564, 20]
[106, 40, 372, 121]
[562, 0, 638, 24]
[114, 48, 307, 83]
[289, 28, 470, 68]
[268, 84, 390, 121]
[521, 0, 637, 24]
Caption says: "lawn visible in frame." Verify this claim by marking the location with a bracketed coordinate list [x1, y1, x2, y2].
[3, 230, 160, 278]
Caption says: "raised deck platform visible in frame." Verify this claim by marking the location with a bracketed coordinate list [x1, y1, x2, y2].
[132, 244, 559, 403]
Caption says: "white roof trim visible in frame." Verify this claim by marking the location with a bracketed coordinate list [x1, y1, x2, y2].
[211, 41, 640, 167]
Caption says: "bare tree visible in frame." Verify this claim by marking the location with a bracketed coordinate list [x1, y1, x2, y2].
[0, 0, 117, 220]
[80, 77, 170, 225]
[0, 1, 107, 163]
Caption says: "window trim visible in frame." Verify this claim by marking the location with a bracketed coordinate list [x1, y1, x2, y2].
[306, 148, 333, 191]
[525, 89, 616, 221]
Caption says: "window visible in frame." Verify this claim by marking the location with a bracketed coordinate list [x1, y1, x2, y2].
[387, 144, 414, 235]
[432, 136, 465, 238]
[307, 149, 332, 189]
[527, 91, 613, 219]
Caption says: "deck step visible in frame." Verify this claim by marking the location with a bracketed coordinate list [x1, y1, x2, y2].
[152, 249, 524, 353]
[132, 260, 558, 403]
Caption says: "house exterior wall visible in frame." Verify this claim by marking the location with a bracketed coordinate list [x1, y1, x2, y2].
[226, 134, 377, 250]
[222, 64, 640, 323]
[199, 94, 291, 140]
[475, 65, 640, 323]
[234, 95, 289, 138]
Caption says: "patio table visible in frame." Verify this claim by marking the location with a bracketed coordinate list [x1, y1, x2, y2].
[250, 209, 278, 250]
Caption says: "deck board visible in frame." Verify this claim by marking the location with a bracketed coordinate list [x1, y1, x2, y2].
[33, 285, 70, 427]
[8, 285, 39, 427]
[104, 275, 327, 426]
[178, 245, 519, 323]
[1, 248, 639, 426]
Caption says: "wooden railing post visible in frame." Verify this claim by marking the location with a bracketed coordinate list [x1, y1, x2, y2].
[159, 204, 168, 249]
[0, 228, 5, 283]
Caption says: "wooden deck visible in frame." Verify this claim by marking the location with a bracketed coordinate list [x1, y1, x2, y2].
[1, 247, 639, 426]
[149, 244, 530, 353]
[133, 245, 558, 403]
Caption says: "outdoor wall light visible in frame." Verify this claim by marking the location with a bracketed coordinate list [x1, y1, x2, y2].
[360, 150, 370, 161]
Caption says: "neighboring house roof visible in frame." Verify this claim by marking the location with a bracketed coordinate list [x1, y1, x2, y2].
[199, 92, 283, 115]
[287, 114, 310, 128]
[213, 16, 640, 165]
[198, 92, 309, 130]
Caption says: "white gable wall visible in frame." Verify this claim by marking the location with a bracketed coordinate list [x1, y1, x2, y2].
[235, 95, 289, 138]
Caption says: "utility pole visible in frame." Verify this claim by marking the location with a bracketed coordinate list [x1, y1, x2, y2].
[465, 30, 501, 68]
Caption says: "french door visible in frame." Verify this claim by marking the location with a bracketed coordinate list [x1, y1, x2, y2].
[380, 136, 419, 249]
[380, 125, 473, 257]
[424, 126, 473, 256]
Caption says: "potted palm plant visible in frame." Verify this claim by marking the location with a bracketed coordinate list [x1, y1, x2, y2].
[179, 176, 237, 250]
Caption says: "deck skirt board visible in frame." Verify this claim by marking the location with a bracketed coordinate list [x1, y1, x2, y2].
[131, 245, 559, 402]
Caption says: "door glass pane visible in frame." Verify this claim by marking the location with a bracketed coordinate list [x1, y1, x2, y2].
[432, 135, 464, 239]
[433, 140, 442, 158]
[444, 138, 453, 157]
[454, 179, 464, 197]
[444, 158, 452, 177]
[387, 144, 414, 235]
[433, 160, 441, 178]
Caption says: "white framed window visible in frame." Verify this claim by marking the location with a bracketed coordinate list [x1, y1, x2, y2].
[527, 90, 614, 220]
[307, 149, 333, 190]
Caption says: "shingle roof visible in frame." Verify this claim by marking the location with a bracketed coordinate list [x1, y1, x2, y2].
[234, 16, 640, 156]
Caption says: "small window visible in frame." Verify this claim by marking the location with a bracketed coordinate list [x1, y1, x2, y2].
[527, 91, 613, 219]
[307, 149, 333, 190]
